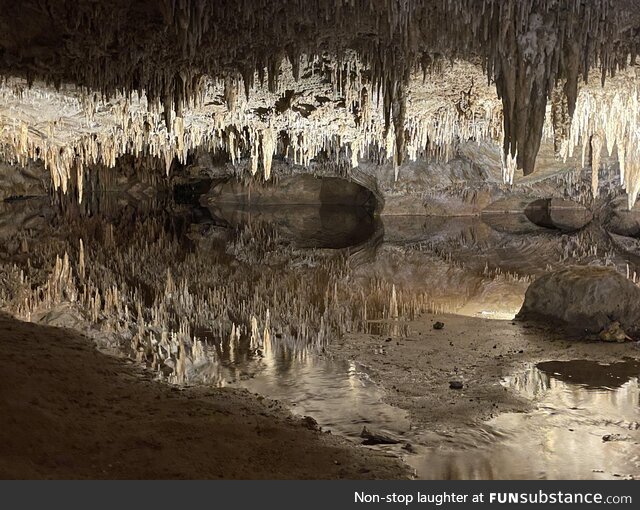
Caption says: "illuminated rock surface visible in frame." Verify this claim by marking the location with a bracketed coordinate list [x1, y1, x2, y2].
[518, 266, 640, 334]
[0, 1, 638, 205]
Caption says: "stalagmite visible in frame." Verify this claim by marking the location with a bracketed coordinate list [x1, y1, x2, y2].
[78, 239, 85, 281]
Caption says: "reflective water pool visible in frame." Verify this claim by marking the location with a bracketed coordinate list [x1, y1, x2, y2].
[406, 360, 640, 479]
[3, 195, 640, 479]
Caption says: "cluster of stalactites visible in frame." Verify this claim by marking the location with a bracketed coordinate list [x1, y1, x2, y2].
[154, 0, 633, 177]
[0, 55, 505, 199]
[1, 0, 638, 205]
[556, 70, 640, 208]
[477, 0, 622, 178]
[4, 0, 633, 183]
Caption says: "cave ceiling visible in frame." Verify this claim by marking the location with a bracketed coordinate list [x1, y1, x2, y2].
[0, 1, 640, 205]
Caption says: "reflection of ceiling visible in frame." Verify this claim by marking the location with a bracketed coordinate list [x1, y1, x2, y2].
[1, 1, 640, 205]
[536, 360, 640, 389]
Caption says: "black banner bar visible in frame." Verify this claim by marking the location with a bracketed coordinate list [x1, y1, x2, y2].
[2, 481, 638, 510]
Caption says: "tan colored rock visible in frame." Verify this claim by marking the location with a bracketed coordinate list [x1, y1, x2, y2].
[518, 266, 640, 336]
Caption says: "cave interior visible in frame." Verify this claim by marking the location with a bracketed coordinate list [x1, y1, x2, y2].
[1, 0, 640, 481]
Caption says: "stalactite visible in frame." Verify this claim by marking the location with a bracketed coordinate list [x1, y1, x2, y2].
[559, 68, 640, 207]
[590, 133, 602, 198]
[0, 0, 638, 201]
[261, 128, 276, 180]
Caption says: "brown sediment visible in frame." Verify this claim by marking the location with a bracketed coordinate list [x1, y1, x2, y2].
[328, 313, 639, 433]
[0, 312, 408, 479]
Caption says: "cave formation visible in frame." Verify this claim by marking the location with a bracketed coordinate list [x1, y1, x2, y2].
[1, 0, 640, 481]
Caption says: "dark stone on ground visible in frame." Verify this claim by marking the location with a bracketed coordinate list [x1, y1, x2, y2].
[360, 426, 400, 445]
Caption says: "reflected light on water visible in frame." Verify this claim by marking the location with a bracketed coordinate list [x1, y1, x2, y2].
[406, 360, 640, 480]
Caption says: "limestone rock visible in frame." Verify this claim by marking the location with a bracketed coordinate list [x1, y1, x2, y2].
[605, 198, 640, 238]
[599, 321, 631, 343]
[204, 175, 375, 208]
[517, 266, 640, 336]
[524, 198, 592, 232]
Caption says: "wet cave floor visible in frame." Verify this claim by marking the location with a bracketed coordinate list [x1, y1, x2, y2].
[0, 193, 639, 479]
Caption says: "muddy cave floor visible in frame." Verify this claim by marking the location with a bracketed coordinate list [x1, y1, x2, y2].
[1, 307, 638, 479]
[329, 313, 638, 435]
[0, 312, 407, 480]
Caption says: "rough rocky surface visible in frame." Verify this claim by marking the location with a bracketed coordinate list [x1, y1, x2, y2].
[605, 197, 640, 237]
[524, 198, 593, 231]
[0, 162, 49, 200]
[517, 266, 640, 335]
[208, 204, 378, 249]
[0, 313, 408, 479]
[204, 175, 376, 208]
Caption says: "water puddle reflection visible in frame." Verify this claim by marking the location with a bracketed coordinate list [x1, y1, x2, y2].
[239, 356, 411, 440]
[406, 360, 640, 479]
[3, 195, 640, 479]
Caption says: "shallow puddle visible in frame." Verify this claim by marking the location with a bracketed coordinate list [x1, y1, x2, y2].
[406, 359, 640, 479]
[238, 356, 412, 440]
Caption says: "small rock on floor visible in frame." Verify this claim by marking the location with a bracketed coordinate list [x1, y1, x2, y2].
[360, 426, 400, 445]
[301, 415, 320, 431]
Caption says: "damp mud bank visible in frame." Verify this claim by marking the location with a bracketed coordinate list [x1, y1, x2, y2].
[327, 314, 640, 479]
[0, 313, 408, 479]
[328, 313, 638, 432]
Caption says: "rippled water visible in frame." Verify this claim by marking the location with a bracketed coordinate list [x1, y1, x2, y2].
[406, 360, 640, 480]
[239, 356, 411, 439]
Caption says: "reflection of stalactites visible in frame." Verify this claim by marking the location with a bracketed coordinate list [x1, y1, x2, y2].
[390, 284, 398, 320]
[262, 309, 272, 358]
[263, 328, 271, 359]
[78, 238, 85, 281]
[229, 323, 237, 364]
[165, 268, 175, 298]
[250, 315, 260, 351]
[361, 290, 367, 323]
[176, 339, 187, 384]
[76, 159, 84, 203]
